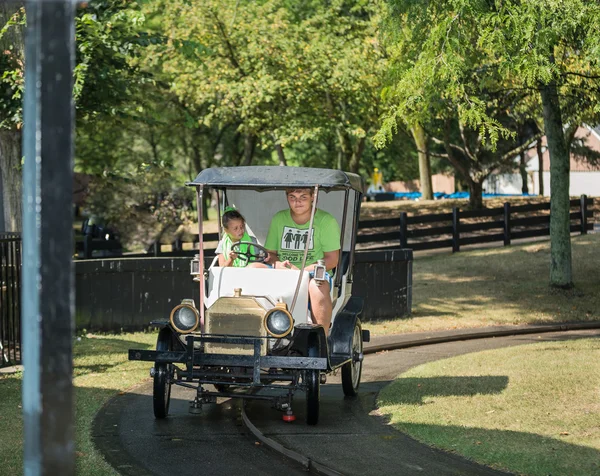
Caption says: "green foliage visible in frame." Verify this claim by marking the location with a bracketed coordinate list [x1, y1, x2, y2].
[376, 0, 600, 209]
[142, 0, 391, 171]
[378, 0, 600, 147]
[85, 164, 195, 251]
[0, 6, 24, 129]
[74, 1, 147, 118]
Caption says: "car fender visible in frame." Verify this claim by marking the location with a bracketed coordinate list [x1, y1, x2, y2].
[290, 324, 329, 360]
[329, 296, 364, 360]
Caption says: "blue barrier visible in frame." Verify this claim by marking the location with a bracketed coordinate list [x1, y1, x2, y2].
[369, 191, 537, 201]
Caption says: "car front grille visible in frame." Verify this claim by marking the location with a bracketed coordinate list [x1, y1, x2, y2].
[204, 297, 267, 355]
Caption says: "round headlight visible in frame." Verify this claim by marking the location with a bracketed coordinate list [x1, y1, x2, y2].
[170, 304, 199, 333]
[264, 308, 293, 338]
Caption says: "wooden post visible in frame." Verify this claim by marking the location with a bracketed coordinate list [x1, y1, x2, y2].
[399, 212, 408, 248]
[83, 234, 92, 259]
[503, 202, 511, 246]
[452, 207, 460, 252]
[173, 237, 182, 252]
[580, 194, 587, 235]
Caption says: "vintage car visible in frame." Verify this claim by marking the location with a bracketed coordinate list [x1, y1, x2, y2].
[129, 166, 369, 425]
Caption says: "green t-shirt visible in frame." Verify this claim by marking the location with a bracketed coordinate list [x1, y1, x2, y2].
[265, 209, 341, 268]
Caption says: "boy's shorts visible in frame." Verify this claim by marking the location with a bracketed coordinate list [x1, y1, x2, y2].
[307, 271, 333, 312]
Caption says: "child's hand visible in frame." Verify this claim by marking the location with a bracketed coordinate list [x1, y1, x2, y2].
[228, 251, 238, 260]
[277, 260, 298, 270]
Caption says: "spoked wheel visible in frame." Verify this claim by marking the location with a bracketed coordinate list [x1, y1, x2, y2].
[153, 329, 173, 419]
[305, 369, 320, 425]
[341, 319, 363, 397]
[305, 339, 321, 426]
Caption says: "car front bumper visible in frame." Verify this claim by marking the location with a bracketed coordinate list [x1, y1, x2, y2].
[129, 334, 328, 386]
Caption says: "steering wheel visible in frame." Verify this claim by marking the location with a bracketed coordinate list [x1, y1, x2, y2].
[231, 241, 269, 264]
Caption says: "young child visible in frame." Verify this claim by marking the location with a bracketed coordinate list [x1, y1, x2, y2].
[216, 207, 257, 267]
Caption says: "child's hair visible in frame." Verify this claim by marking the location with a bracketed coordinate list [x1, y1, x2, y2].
[222, 208, 245, 229]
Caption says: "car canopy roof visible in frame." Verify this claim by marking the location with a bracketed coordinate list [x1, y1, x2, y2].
[187, 166, 364, 193]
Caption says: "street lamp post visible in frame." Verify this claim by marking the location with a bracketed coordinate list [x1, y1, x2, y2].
[22, 0, 76, 474]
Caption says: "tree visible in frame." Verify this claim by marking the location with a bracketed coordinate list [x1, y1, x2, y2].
[377, 0, 600, 286]
[0, 1, 148, 232]
[0, 3, 24, 232]
[478, 1, 600, 287]
[145, 0, 386, 174]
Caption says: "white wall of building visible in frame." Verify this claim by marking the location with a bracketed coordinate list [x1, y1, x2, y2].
[487, 171, 599, 197]
[532, 171, 600, 197]
[483, 173, 533, 195]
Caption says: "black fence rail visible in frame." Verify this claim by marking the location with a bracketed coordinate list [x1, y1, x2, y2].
[357, 195, 595, 252]
[0, 233, 21, 367]
[143, 232, 220, 258]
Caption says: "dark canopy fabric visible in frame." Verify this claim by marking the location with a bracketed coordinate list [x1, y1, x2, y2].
[187, 166, 364, 192]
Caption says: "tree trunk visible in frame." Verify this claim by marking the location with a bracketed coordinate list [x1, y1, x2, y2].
[242, 134, 256, 166]
[540, 82, 572, 288]
[536, 138, 544, 196]
[348, 137, 365, 174]
[336, 149, 344, 171]
[275, 143, 287, 166]
[519, 151, 528, 194]
[0, 129, 23, 232]
[0, 5, 25, 232]
[467, 179, 483, 209]
[191, 143, 202, 174]
[202, 193, 210, 221]
[411, 124, 433, 200]
[336, 129, 353, 171]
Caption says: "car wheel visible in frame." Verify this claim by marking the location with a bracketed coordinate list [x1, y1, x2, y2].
[341, 320, 363, 397]
[153, 329, 173, 419]
[305, 369, 320, 425]
[153, 362, 172, 419]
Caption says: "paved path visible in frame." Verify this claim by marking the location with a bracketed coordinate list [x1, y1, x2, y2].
[93, 327, 600, 475]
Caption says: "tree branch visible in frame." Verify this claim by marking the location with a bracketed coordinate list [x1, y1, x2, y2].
[499, 131, 544, 162]
[563, 71, 600, 80]
[209, 9, 246, 77]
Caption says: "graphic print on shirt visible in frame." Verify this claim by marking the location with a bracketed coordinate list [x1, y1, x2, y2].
[281, 226, 314, 251]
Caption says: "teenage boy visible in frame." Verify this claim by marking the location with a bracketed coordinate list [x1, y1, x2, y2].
[265, 188, 340, 333]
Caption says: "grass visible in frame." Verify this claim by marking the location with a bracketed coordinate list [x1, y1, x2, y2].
[0, 332, 156, 475]
[365, 233, 600, 336]
[377, 338, 600, 475]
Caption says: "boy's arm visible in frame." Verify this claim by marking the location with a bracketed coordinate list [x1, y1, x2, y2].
[264, 216, 279, 265]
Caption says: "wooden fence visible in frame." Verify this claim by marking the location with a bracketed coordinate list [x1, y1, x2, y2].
[133, 196, 595, 257]
[357, 195, 595, 252]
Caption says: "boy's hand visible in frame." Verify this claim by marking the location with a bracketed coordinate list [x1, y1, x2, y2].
[228, 251, 238, 260]
[276, 260, 298, 270]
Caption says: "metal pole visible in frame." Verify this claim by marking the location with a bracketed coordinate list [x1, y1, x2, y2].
[22, 1, 75, 474]
[196, 186, 205, 332]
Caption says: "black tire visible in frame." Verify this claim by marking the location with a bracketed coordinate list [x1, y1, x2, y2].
[305, 369, 320, 425]
[153, 329, 173, 419]
[153, 362, 172, 419]
[341, 320, 363, 397]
